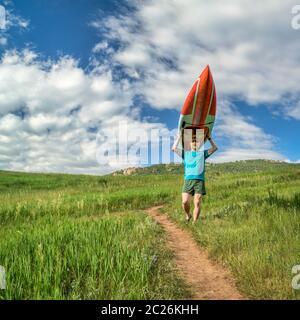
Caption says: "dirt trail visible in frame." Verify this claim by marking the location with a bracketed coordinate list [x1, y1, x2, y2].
[147, 206, 245, 300]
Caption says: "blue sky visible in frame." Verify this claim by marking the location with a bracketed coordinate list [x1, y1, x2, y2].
[0, 0, 300, 174]
[3, 0, 116, 66]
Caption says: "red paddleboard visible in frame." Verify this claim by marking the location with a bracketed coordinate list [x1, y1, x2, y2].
[178, 65, 217, 140]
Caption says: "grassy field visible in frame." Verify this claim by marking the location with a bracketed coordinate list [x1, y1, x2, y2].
[0, 171, 188, 299]
[0, 160, 300, 299]
[163, 161, 300, 299]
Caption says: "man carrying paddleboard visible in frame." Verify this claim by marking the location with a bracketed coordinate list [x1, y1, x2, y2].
[172, 130, 218, 223]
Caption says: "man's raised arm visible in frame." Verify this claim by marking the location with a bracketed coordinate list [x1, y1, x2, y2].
[172, 130, 182, 152]
[207, 135, 218, 156]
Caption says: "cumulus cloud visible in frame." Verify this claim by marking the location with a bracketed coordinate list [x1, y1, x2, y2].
[89, 0, 300, 164]
[0, 49, 133, 118]
[0, 49, 170, 174]
[207, 100, 284, 162]
[92, 0, 300, 109]
[215, 101, 276, 149]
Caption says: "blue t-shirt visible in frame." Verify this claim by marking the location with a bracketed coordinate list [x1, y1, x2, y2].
[183, 149, 210, 181]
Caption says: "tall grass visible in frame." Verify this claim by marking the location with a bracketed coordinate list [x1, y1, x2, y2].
[164, 163, 300, 299]
[0, 172, 188, 300]
[0, 213, 187, 299]
[1, 161, 300, 299]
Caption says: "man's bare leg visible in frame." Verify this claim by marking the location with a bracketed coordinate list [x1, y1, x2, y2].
[193, 194, 202, 222]
[182, 193, 192, 221]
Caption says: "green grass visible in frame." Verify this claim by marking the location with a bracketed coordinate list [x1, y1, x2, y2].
[0, 172, 188, 300]
[0, 213, 187, 299]
[163, 163, 300, 300]
[1, 160, 300, 299]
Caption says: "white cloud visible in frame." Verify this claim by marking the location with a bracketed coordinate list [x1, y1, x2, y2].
[0, 50, 132, 119]
[0, 4, 29, 47]
[215, 101, 276, 149]
[27, 114, 72, 134]
[0, 51, 117, 172]
[4, 8, 29, 30]
[0, 113, 23, 133]
[92, 41, 110, 53]
[202, 100, 285, 162]
[92, 0, 300, 111]
[87, 0, 300, 165]
[287, 101, 300, 120]
[0, 49, 170, 174]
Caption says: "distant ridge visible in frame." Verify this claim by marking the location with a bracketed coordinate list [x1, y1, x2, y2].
[0, 159, 297, 178]
[111, 159, 297, 176]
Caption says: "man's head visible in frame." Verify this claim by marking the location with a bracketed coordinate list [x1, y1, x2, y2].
[190, 134, 198, 151]
[189, 130, 206, 151]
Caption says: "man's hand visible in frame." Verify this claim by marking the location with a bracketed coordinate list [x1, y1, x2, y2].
[207, 135, 218, 156]
[172, 130, 182, 152]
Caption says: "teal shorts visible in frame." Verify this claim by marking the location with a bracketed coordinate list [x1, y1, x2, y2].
[182, 179, 206, 196]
